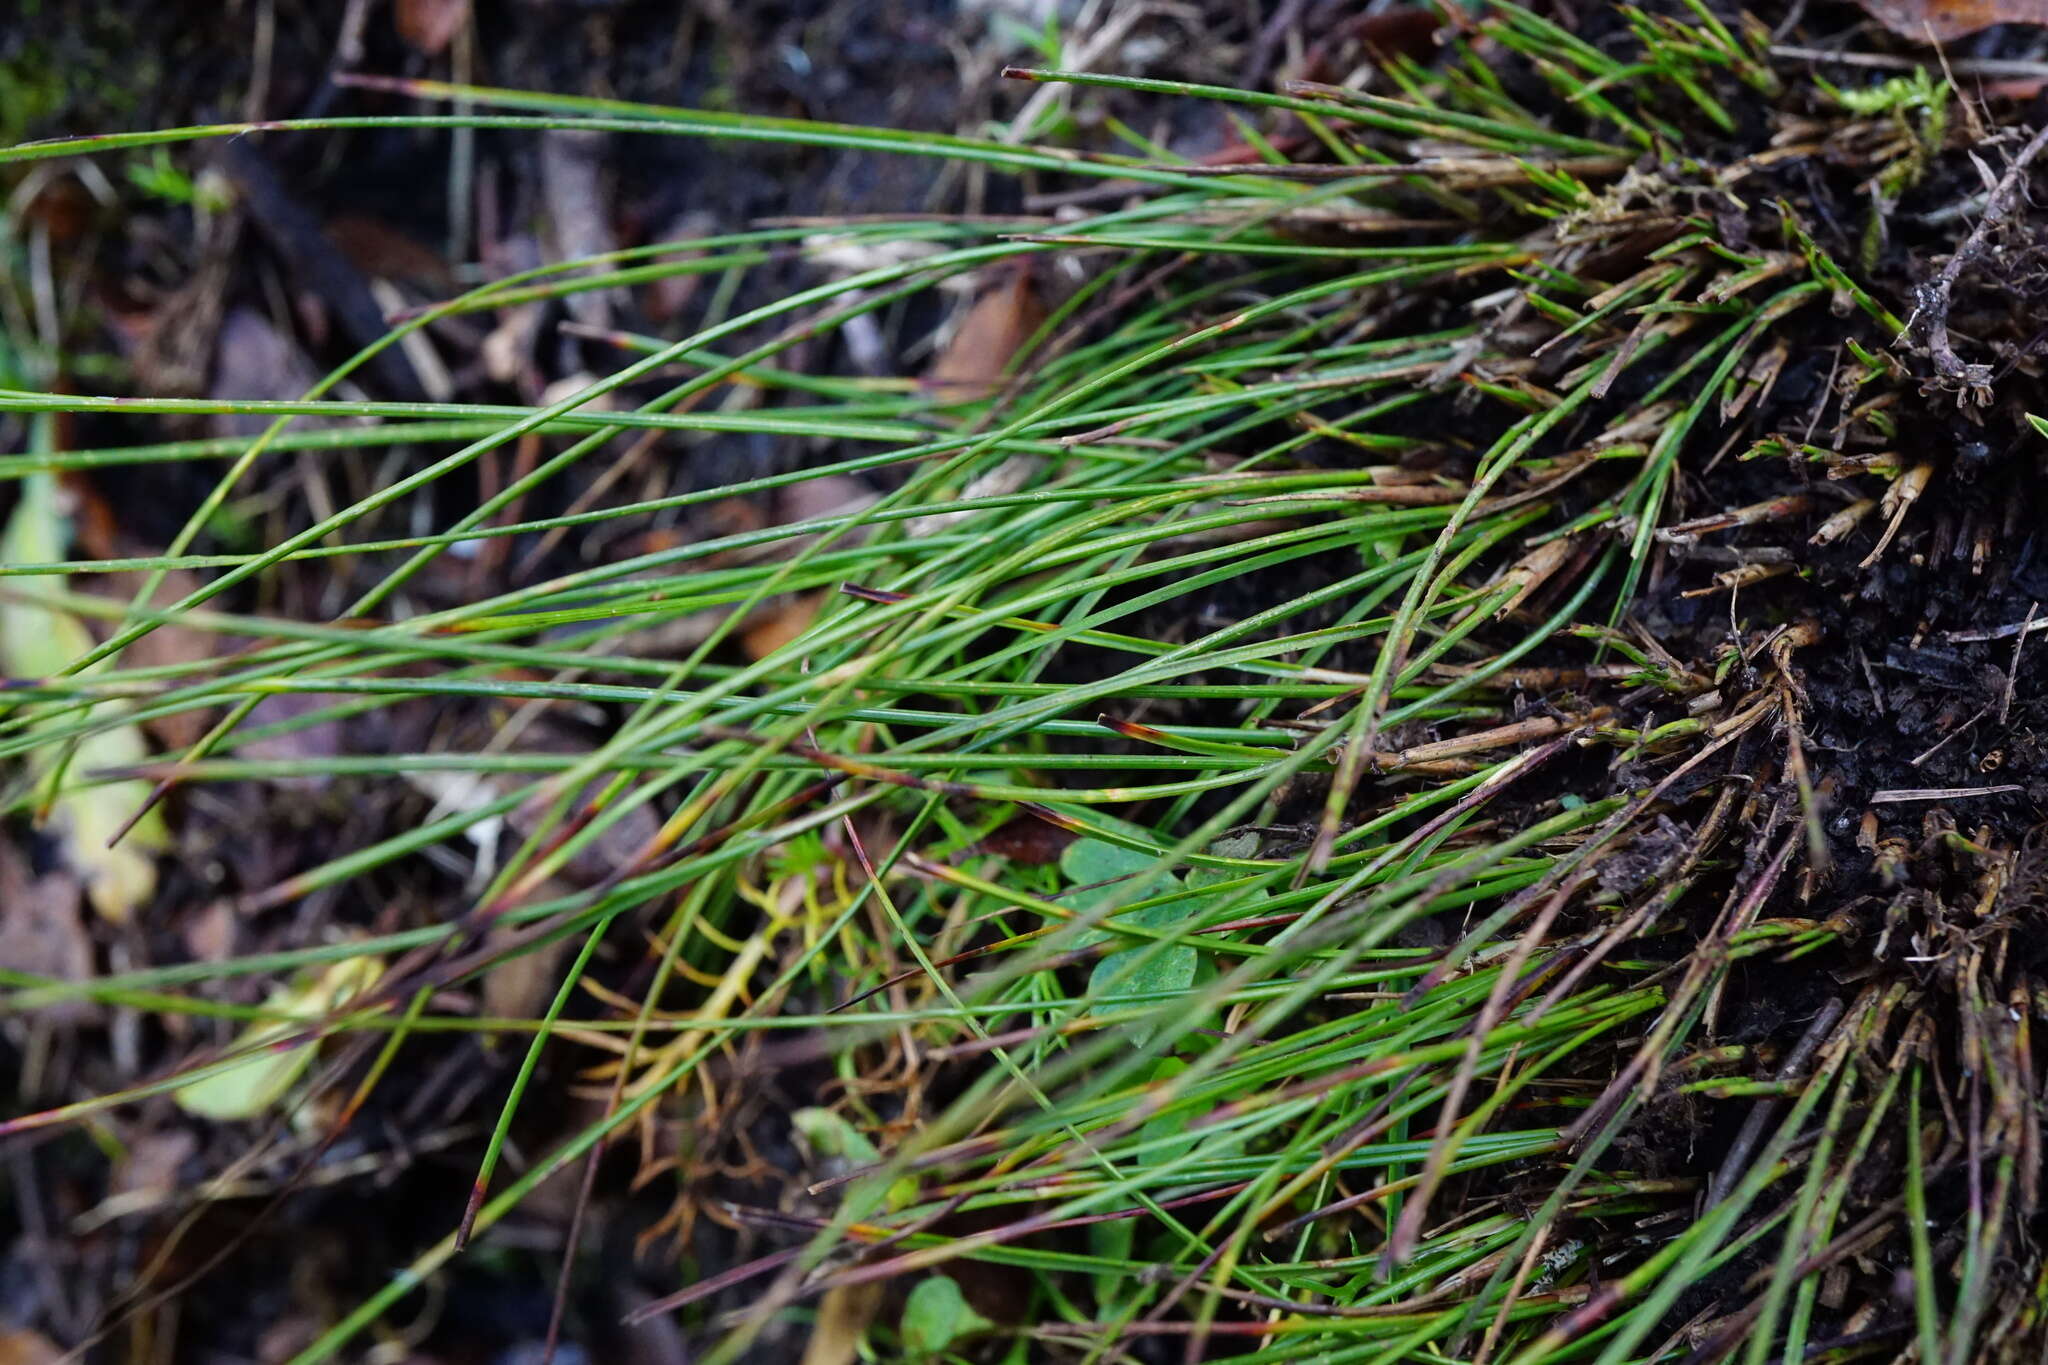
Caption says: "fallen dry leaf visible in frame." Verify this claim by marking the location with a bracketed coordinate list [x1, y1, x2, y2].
[184, 897, 238, 962]
[643, 211, 718, 323]
[404, 718, 662, 890]
[217, 144, 426, 398]
[211, 307, 326, 439]
[0, 841, 93, 1024]
[743, 592, 824, 660]
[776, 474, 876, 527]
[112, 1128, 199, 1199]
[87, 569, 218, 750]
[1983, 76, 2048, 99]
[541, 132, 621, 328]
[325, 213, 456, 289]
[394, 0, 471, 56]
[254, 1317, 320, 1365]
[1856, 0, 2048, 39]
[19, 176, 98, 246]
[481, 920, 576, 1019]
[0, 1331, 63, 1365]
[57, 469, 120, 561]
[539, 370, 619, 410]
[802, 1284, 884, 1365]
[926, 264, 1046, 400]
[972, 813, 1077, 865]
[509, 771, 662, 886]
[236, 690, 350, 789]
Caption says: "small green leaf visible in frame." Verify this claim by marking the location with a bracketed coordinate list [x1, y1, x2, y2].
[1187, 832, 1270, 911]
[1062, 831, 1209, 1037]
[1204, 830, 1262, 862]
[1135, 1056, 1205, 1166]
[1058, 835, 1154, 888]
[901, 1274, 991, 1357]
[1088, 931, 1197, 1007]
[791, 1106, 882, 1166]
[1087, 1218, 1136, 1307]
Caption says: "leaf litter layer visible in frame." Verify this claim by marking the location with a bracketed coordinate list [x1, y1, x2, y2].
[5, 3, 2048, 1362]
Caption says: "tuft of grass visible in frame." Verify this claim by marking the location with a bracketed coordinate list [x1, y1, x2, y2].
[2, 6, 2042, 1363]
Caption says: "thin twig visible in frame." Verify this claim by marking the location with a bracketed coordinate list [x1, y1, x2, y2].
[1771, 45, 2048, 80]
[1944, 615, 2048, 643]
[1908, 701, 1993, 768]
[1706, 998, 1843, 1206]
[1870, 784, 2024, 803]
[1913, 121, 2048, 396]
[2001, 602, 2038, 723]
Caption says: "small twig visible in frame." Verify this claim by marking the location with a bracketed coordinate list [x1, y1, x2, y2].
[1800, 342, 1842, 445]
[1944, 615, 2048, 643]
[1706, 998, 1843, 1206]
[1772, 45, 2048, 80]
[1913, 121, 2048, 398]
[1908, 701, 1993, 768]
[1241, 0, 1308, 87]
[1869, 784, 2024, 803]
[2001, 602, 2038, 723]
[1941, 618, 2039, 642]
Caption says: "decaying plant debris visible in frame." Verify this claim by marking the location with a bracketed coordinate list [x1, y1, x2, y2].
[8, 2, 2048, 1362]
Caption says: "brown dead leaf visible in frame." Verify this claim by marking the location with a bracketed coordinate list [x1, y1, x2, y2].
[237, 691, 349, 789]
[218, 142, 426, 399]
[541, 132, 620, 328]
[255, 1318, 319, 1365]
[401, 716, 663, 892]
[212, 308, 326, 439]
[743, 592, 824, 660]
[325, 214, 455, 289]
[482, 887, 577, 1018]
[481, 234, 547, 392]
[86, 569, 218, 749]
[1984, 77, 2048, 99]
[705, 495, 769, 539]
[20, 176, 98, 246]
[539, 371, 619, 410]
[184, 897, 238, 962]
[972, 814, 1077, 866]
[0, 842, 93, 1023]
[113, 1128, 199, 1199]
[802, 1283, 884, 1365]
[926, 265, 1046, 400]
[57, 471, 120, 562]
[509, 775, 662, 887]
[643, 211, 718, 323]
[394, 0, 471, 55]
[776, 474, 876, 527]
[1856, 0, 2048, 39]
[1291, 5, 1444, 85]
[0, 1331, 63, 1365]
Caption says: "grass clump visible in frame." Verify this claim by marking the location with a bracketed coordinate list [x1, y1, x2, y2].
[4, 4, 2047, 1362]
